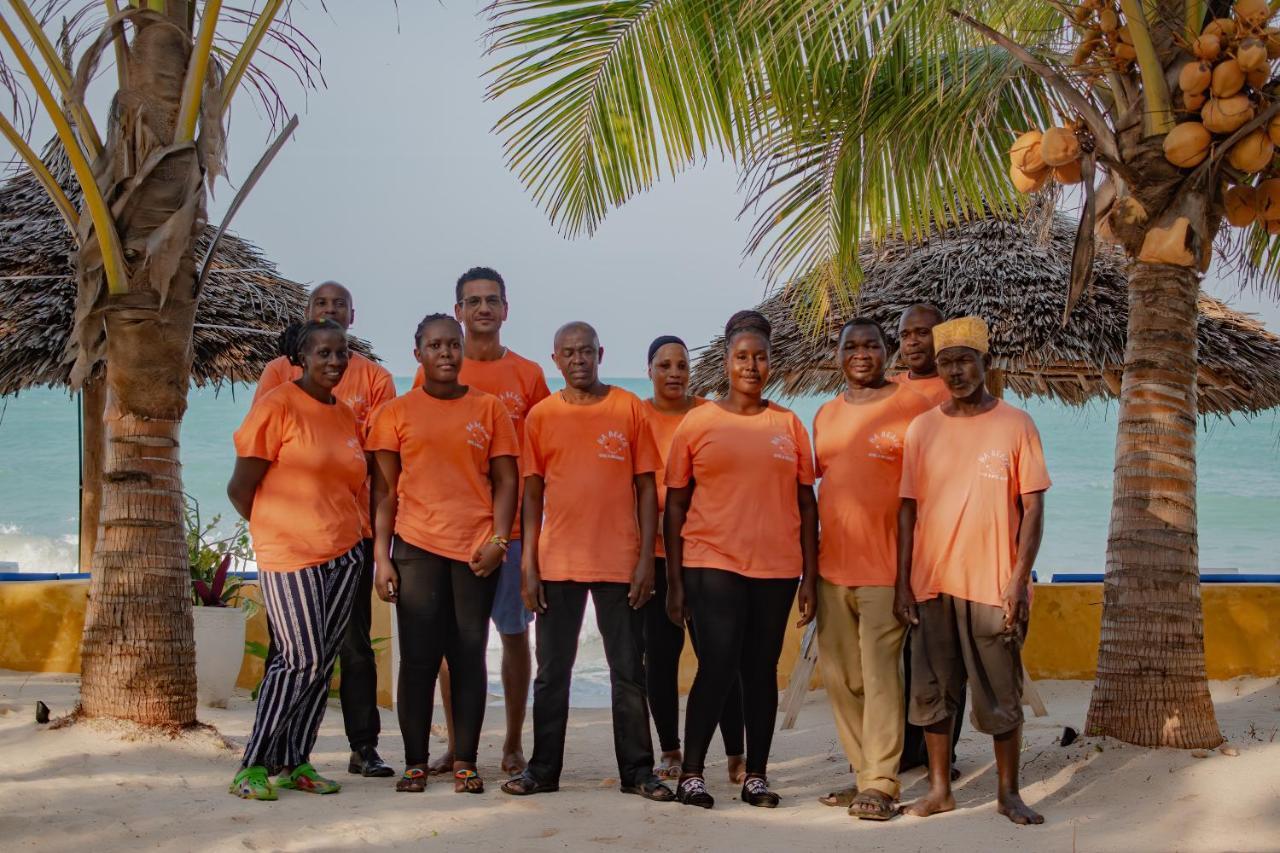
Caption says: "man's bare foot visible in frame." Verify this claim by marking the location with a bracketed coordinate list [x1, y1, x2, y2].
[501, 750, 527, 777]
[997, 792, 1044, 825]
[726, 755, 746, 784]
[902, 788, 956, 817]
[657, 750, 682, 779]
[428, 752, 454, 776]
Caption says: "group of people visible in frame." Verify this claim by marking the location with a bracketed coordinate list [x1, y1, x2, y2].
[226, 267, 1050, 826]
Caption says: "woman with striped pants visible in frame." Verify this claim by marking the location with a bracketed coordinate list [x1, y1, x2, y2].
[226, 319, 370, 801]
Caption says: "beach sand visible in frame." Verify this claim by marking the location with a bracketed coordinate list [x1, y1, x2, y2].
[1, 670, 1276, 852]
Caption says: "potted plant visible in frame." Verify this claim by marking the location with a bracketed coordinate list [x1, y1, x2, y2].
[188, 497, 256, 708]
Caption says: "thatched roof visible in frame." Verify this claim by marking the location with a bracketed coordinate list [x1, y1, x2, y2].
[691, 214, 1280, 416]
[0, 139, 372, 396]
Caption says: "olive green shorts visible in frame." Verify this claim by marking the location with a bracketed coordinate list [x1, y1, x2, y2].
[907, 594, 1026, 736]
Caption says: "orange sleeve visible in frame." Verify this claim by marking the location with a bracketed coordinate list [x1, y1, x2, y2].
[411, 364, 424, 390]
[234, 396, 286, 461]
[489, 397, 520, 458]
[522, 410, 546, 477]
[811, 406, 825, 478]
[630, 398, 661, 475]
[1016, 416, 1053, 494]
[253, 358, 290, 404]
[528, 364, 551, 406]
[899, 420, 921, 500]
[791, 413, 816, 486]
[665, 418, 695, 488]
[365, 400, 401, 453]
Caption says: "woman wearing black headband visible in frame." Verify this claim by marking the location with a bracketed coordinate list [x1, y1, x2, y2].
[639, 336, 746, 784]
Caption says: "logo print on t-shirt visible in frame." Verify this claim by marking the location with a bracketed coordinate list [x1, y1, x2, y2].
[597, 430, 629, 461]
[344, 393, 368, 423]
[498, 390, 527, 421]
[345, 437, 364, 462]
[978, 449, 1011, 481]
[868, 430, 903, 462]
[771, 433, 798, 462]
[466, 421, 491, 450]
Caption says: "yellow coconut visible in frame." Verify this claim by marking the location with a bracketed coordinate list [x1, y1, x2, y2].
[1098, 8, 1118, 32]
[1184, 90, 1208, 112]
[1114, 42, 1137, 61]
[1179, 60, 1213, 94]
[1116, 24, 1133, 44]
[1224, 184, 1259, 225]
[1163, 121, 1213, 167]
[1138, 218, 1196, 266]
[1205, 18, 1238, 43]
[1226, 128, 1275, 172]
[1265, 28, 1280, 58]
[1072, 3, 1093, 24]
[1235, 0, 1271, 28]
[1053, 160, 1084, 184]
[1010, 163, 1050, 193]
[1195, 32, 1223, 61]
[1238, 38, 1270, 72]
[1041, 126, 1081, 167]
[1010, 130, 1045, 172]
[1253, 178, 1280, 219]
[1212, 59, 1247, 97]
[1268, 112, 1280, 146]
[1073, 36, 1101, 67]
[1114, 196, 1149, 227]
[1202, 94, 1255, 133]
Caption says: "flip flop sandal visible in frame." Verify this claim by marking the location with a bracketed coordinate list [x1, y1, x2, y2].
[848, 790, 897, 821]
[656, 760, 682, 780]
[229, 765, 277, 801]
[275, 763, 341, 794]
[500, 772, 559, 796]
[818, 785, 858, 807]
[396, 768, 428, 793]
[454, 768, 485, 794]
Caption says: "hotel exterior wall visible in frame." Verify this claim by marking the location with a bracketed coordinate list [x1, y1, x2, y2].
[2, 582, 1277, 696]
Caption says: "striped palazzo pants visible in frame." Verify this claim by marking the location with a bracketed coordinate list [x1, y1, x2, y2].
[241, 543, 365, 770]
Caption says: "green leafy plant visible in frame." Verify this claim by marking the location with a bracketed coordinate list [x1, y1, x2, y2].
[186, 495, 256, 611]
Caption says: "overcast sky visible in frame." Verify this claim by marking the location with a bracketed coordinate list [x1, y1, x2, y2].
[6, 1, 1278, 377]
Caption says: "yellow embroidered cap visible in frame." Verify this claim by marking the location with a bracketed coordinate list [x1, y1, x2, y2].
[932, 315, 989, 354]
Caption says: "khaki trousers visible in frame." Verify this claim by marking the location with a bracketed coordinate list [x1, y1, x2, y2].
[816, 580, 907, 798]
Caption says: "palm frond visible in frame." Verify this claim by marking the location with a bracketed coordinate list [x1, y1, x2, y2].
[485, 0, 765, 237]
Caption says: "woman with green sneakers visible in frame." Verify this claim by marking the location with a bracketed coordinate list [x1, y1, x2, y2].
[225, 319, 370, 800]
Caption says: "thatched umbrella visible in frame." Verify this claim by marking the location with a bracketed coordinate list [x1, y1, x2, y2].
[691, 214, 1280, 416]
[0, 140, 374, 568]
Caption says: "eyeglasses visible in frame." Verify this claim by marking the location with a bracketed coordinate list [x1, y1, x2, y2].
[460, 296, 505, 309]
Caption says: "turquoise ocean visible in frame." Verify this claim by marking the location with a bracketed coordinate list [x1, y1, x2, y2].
[2, 376, 1277, 576]
[2, 377, 1278, 705]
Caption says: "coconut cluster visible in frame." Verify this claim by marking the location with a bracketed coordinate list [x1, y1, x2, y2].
[1009, 126, 1084, 192]
[1163, 0, 1280, 232]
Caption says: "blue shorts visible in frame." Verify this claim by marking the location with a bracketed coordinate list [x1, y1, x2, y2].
[491, 540, 533, 636]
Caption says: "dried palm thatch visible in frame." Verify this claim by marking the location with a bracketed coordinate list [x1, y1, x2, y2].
[0, 139, 372, 396]
[691, 214, 1280, 416]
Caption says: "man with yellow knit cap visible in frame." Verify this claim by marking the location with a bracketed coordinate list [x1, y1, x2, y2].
[893, 316, 1050, 826]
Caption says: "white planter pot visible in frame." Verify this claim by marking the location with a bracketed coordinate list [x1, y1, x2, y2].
[193, 605, 247, 708]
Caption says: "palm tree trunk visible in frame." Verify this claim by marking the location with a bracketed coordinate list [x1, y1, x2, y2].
[1085, 260, 1221, 748]
[78, 376, 106, 574]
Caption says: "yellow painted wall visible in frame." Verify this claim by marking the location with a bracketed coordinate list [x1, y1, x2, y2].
[3, 581, 1277, 697]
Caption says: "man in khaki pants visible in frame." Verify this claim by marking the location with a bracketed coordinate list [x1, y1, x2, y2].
[807, 318, 933, 821]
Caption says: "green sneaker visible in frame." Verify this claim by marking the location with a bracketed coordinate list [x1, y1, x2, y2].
[229, 766, 277, 801]
[275, 763, 341, 794]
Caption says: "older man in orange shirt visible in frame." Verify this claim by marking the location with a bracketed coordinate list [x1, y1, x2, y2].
[895, 316, 1050, 826]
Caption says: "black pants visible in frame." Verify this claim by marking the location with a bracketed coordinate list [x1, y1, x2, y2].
[528, 581, 654, 787]
[900, 635, 965, 771]
[642, 559, 745, 755]
[682, 568, 797, 777]
[263, 537, 381, 752]
[393, 538, 498, 765]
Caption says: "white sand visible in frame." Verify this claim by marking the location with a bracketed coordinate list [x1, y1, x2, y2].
[1, 671, 1277, 852]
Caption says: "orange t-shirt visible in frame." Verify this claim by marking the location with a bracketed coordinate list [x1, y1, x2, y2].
[641, 398, 707, 558]
[666, 402, 815, 579]
[522, 386, 661, 583]
[814, 386, 934, 587]
[899, 400, 1052, 607]
[366, 387, 519, 563]
[255, 353, 395, 538]
[413, 350, 550, 539]
[889, 372, 950, 407]
[233, 383, 367, 572]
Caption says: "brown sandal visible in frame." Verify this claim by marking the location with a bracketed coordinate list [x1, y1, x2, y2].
[818, 785, 858, 807]
[848, 789, 897, 821]
[396, 767, 428, 793]
[454, 768, 484, 794]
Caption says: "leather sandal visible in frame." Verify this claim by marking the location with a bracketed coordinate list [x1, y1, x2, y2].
[500, 772, 559, 796]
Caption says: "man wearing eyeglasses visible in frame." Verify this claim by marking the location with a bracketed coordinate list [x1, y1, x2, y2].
[413, 266, 551, 777]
